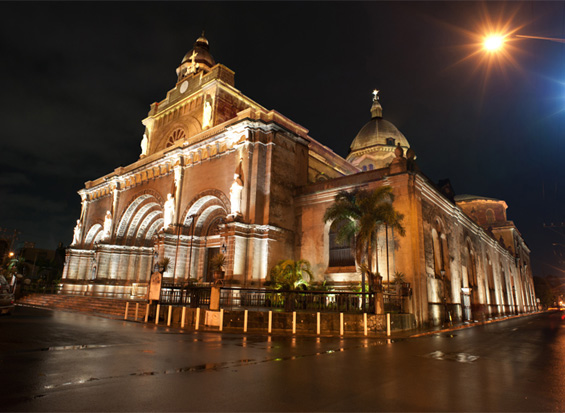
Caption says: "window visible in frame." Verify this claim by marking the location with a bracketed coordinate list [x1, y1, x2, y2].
[362, 165, 367, 171]
[386, 138, 395, 146]
[486, 209, 495, 224]
[329, 221, 355, 267]
[166, 128, 186, 147]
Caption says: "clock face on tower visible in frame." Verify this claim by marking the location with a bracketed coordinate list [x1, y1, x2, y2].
[180, 81, 188, 94]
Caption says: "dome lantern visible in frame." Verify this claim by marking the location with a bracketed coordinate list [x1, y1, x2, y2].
[346, 90, 410, 171]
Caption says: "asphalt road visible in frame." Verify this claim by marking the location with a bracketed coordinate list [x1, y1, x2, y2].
[1, 306, 564, 412]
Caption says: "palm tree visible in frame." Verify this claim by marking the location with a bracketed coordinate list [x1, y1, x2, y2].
[323, 186, 405, 312]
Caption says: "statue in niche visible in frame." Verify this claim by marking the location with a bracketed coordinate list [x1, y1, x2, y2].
[103, 211, 112, 240]
[163, 193, 175, 229]
[140, 134, 148, 157]
[202, 97, 213, 129]
[102, 211, 112, 239]
[229, 163, 244, 216]
[72, 220, 82, 245]
[173, 166, 182, 191]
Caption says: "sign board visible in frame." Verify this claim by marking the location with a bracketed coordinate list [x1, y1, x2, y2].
[148, 272, 162, 301]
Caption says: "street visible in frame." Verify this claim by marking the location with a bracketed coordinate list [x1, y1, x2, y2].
[1, 306, 564, 412]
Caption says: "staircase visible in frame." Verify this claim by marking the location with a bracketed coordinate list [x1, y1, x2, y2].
[17, 293, 146, 320]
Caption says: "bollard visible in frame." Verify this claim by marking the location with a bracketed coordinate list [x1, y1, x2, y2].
[135, 303, 139, 321]
[364, 313, 368, 336]
[195, 307, 200, 330]
[181, 307, 186, 328]
[243, 309, 248, 333]
[167, 305, 172, 327]
[292, 311, 296, 334]
[387, 313, 391, 337]
[317, 312, 321, 335]
[219, 308, 224, 332]
[155, 304, 160, 325]
[340, 312, 344, 336]
[124, 302, 129, 320]
[268, 310, 272, 334]
[144, 303, 149, 323]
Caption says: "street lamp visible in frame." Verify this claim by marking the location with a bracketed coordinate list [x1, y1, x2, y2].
[483, 34, 506, 52]
[481, 32, 565, 53]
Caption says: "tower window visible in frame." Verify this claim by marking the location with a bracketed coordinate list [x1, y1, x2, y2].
[166, 128, 187, 147]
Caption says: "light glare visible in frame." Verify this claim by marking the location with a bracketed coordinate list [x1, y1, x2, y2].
[484, 35, 505, 51]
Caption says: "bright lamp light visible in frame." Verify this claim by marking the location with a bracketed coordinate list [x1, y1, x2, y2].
[484, 35, 505, 51]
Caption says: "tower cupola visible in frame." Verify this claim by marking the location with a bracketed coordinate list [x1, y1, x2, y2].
[176, 32, 216, 82]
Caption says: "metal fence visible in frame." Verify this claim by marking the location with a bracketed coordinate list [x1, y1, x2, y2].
[159, 283, 210, 307]
[219, 288, 377, 313]
[156, 285, 411, 314]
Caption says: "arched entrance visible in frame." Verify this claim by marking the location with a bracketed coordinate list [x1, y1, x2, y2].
[180, 191, 229, 283]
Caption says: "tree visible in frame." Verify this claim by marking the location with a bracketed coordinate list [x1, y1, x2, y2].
[269, 259, 313, 291]
[323, 186, 405, 303]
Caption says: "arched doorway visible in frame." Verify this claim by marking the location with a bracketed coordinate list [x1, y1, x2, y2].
[181, 191, 229, 283]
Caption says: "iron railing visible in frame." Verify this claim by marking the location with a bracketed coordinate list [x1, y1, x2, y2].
[219, 288, 377, 313]
[156, 284, 411, 313]
[159, 283, 210, 307]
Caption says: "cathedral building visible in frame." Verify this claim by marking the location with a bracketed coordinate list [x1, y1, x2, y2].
[62, 35, 536, 327]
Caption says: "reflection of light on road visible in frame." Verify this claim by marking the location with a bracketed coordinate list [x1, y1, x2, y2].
[40, 336, 399, 395]
[425, 350, 479, 363]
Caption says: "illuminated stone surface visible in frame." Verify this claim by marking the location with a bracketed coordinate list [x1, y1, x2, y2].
[62, 34, 536, 327]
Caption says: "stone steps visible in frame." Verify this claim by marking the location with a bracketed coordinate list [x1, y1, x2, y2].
[17, 294, 145, 319]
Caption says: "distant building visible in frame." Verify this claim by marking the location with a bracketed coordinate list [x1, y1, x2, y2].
[62, 35, 536, 326]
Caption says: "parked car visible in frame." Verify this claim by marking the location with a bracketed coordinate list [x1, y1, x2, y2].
[0, 275, 15, 315]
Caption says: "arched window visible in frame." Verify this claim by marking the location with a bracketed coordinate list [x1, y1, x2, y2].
[431, 220, 449, 280]
[329, 221, 355, 267]
[386, 138, 395, 146]
[166, 128, 186, 147]
[486, 209, 495, 224]
[362, 165, 367, 172]
[432, 228, 443, 277]
[486, 254, 495, 303]
[466, 243, 477, 288]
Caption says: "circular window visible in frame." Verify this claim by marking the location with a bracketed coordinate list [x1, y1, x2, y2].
[166, 128, 186, 147]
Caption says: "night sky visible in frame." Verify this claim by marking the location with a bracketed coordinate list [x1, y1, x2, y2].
[1, 2, 564, 277]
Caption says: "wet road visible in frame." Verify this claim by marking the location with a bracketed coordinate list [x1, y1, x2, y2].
[1, 306, 564, 412]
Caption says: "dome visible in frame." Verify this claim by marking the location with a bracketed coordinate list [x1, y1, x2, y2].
[181, 33, 216, 68]
[346, 92, 410, 170]
[349, 118, 409, 153]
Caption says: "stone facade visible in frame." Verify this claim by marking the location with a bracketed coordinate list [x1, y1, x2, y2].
[62, 35, 536, 327]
